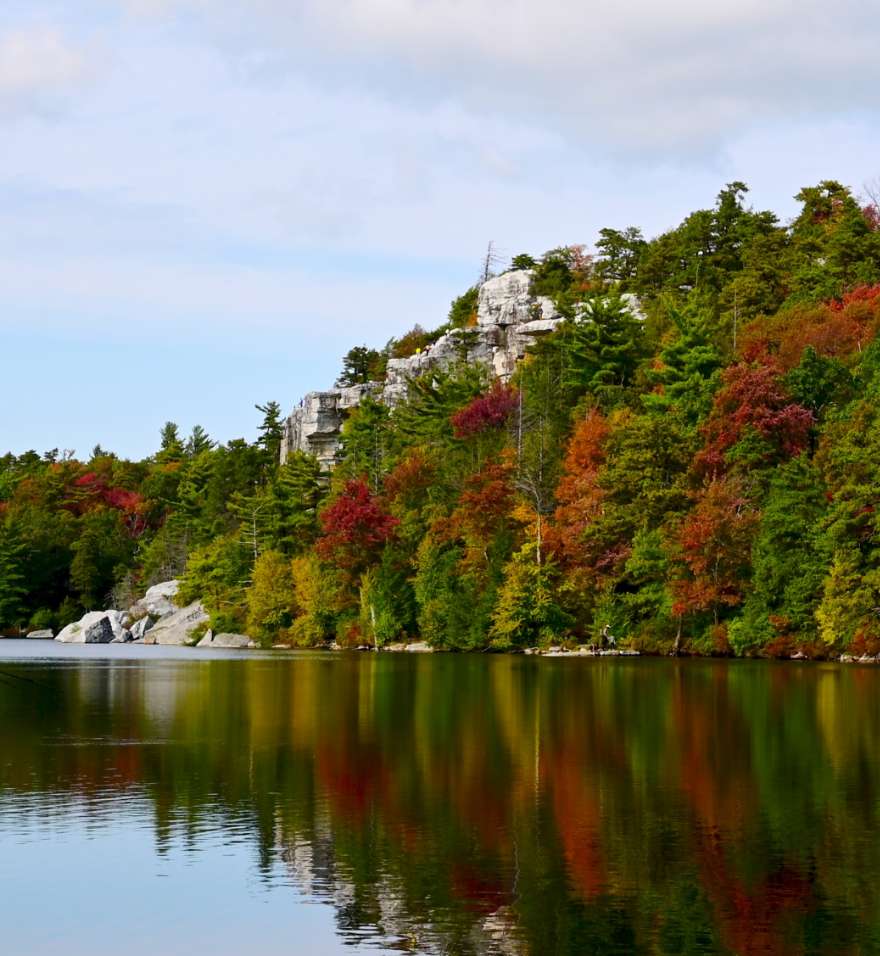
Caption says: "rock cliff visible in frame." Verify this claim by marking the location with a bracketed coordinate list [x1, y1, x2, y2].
[280, 270, 639, 469]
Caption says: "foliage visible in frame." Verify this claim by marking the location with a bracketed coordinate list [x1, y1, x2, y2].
[8, 179, 880, 657]
[246, 550, 297, 644]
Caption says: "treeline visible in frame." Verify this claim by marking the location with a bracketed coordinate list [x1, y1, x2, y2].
[3, 179, 880, 656]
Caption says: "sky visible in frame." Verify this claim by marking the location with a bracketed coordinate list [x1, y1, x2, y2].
[1, 0, 878, 459]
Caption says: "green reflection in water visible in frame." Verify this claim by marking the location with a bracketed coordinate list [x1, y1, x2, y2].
[1, 653, 879, 954]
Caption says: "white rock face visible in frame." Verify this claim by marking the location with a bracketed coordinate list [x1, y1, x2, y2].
[56, 610, 128, 645]
[26, 629, 54, 640]
[280, 383, 382, 470]
[142, 602, 209, 646]
[197, 632, 256, 649]
[476, 269, 556, 328]
[129, 580, 179, 621]
[279, 270, 642, 468]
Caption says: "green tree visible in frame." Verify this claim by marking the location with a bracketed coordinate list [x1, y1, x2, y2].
[157, 422, 184, 463]
[256, 401, 285, 465]
[185, 425, 214, 457]
[336, 346, 383, 387]
[565, 291, 645, 405]
[0, 522, 26, 628]
[246, 550, 296, 644]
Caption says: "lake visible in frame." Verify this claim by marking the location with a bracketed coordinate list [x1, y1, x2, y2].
[0, 642, 877, 954]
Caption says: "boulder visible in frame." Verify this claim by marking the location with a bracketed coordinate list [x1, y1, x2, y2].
[128, 581, 179, 621]
[143, 602, 209, 646]
[26, 629, 54, 640]
[197, 632, 255, 649]
[56, 611, 118, 644]
[129, 616, 154, 642]
[406, 641, 433, 653]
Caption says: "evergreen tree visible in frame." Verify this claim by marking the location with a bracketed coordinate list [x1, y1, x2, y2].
[565, 291, 645, 405]
[185, 425, 215, 457]
[336, 346, 383, 387]
[0, 522, 26, 628]
[256, 401, 284, 465]
[266, 452, 324, 554]
[157, 422, 184, 463]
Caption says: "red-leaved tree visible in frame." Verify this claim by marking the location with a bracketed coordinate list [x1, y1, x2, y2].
[316, 479, 398, 574]
[451, 383, 519, 439]
[695, 363, 813, 478]
[672, 477, 759, 627]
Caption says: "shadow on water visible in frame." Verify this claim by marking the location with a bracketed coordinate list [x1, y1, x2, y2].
[0, 646, 878, 954]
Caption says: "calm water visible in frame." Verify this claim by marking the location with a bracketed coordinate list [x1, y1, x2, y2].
[0, 643, 878, 955]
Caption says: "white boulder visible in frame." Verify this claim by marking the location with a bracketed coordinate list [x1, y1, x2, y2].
[56, 610, 128, 645]
[197, 632, 256, 649]
[129, 581, 180, 621]
[143, 602, 209, 646]
[26, 629, 54, 640]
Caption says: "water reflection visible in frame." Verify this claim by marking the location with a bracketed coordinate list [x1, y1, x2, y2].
[0, 651, 877, 954]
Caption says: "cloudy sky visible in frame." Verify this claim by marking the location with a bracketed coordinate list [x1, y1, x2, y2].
[2, 1, 878, 458]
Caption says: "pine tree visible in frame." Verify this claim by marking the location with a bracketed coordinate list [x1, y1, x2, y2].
[157, 422, 184, 463]
[185, 425, 215, 457]
[266, 452, 324, 554]
[565, 292, 645, 405]
[256, 401, 284, 464]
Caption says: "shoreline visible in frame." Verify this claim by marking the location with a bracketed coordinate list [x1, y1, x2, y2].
[2, 634, 878, 664]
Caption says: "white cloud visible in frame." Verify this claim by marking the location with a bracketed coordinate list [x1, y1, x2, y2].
[114, 0, 880, 152]
[0, 27, 89, 113]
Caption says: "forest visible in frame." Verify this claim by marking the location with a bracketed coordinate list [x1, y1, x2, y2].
[3, 179, 880, 657]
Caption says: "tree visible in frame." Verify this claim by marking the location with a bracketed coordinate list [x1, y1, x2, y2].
[336, 346, 383, 387]
[256, 401, 285, 464]
[595, 227, 646, 284]
[157, 422, 184, 463]
[671, 478, 759, 642]
[451, 382, 519, 439]
[316, 479, 398, 575]
[734, 455, 827, 654]
[643, 301, 723, 425]
[339, 396, 393, 492]
[490, 545, 571, 648]
[186, 425, 214, 457]
[565, 291, 645, 405]
[695, 362, 814, 479]
[448, 286, 480, 327]
[246, 550, 296, 644]
[69, 509, 136, 609]
[0, 522, 26, 628]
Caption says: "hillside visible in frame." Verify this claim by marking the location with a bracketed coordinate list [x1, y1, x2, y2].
[3, 179, 880, 657]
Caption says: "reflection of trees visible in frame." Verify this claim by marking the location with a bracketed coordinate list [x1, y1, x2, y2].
[1, 656, 879, 953]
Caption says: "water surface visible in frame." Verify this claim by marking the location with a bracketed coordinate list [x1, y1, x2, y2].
[0, 641, 877, 954]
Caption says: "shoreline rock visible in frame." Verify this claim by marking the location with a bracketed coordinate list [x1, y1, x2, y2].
[26, 629, 54, 640]
[57, 610, 130, 645]
[143, 602, 209, 646]
[197, 632, 256, 649]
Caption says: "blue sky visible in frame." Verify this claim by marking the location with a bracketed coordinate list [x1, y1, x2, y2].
[2, 0, 879, 458]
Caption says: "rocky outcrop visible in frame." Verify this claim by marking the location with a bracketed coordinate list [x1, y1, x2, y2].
[26, 629, 54, 640]
[56, 610, 129, 645]
[128, 580, 179, 621]
[280, 270, 571, 467]
[197, 632, 256, 649]
[280, 383, 382, 470]
[142, 602, 209, 646]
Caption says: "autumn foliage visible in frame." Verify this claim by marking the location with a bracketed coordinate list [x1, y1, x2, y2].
[451, 382, 519, 439]
[317, 479, 398, 573]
